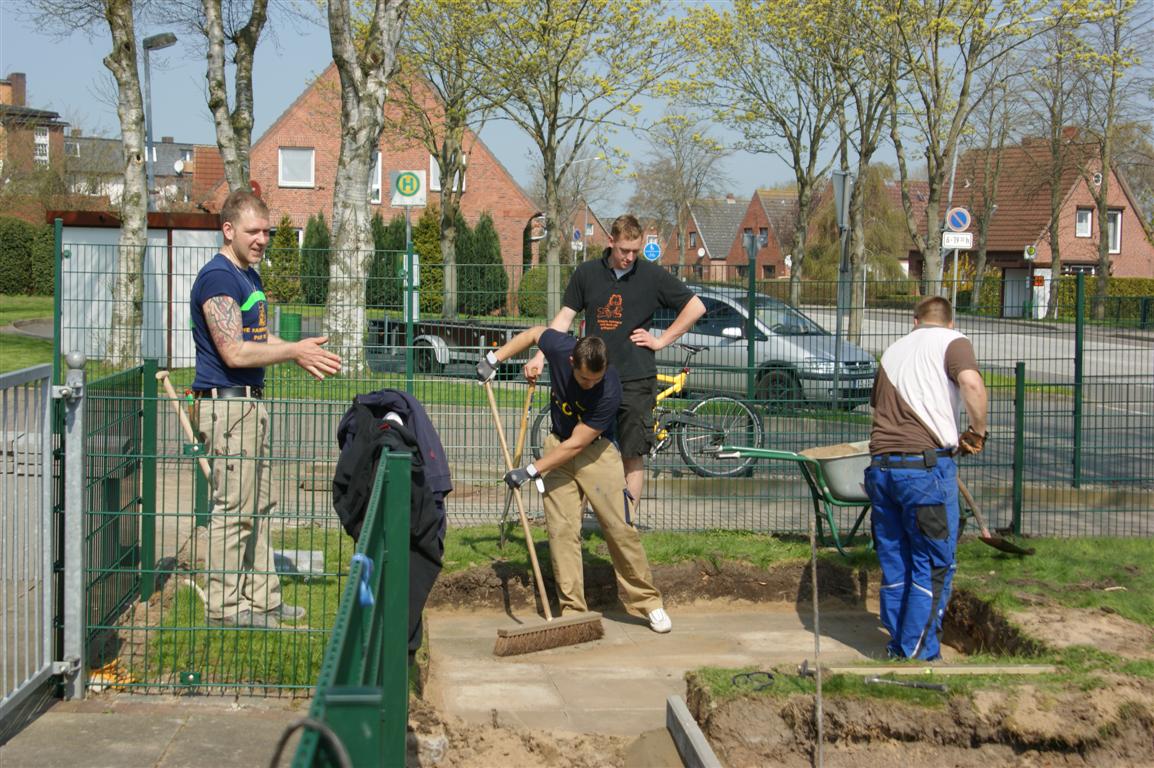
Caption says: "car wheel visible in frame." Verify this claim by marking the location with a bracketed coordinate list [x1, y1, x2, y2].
[756, 369, 802, 411]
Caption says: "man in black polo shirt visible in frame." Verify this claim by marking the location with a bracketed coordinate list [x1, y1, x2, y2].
[480, 328, 670, 632]
[190, 189, 342, 628]
[524, 214, 706, 516]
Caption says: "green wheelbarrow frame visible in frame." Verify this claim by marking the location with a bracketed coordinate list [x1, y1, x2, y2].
[720, 444, 872, 557]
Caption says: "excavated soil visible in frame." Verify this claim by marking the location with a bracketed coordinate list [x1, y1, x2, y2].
[412, 557, 1154, 768]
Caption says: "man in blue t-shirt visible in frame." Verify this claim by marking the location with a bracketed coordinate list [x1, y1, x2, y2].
[190, 189, 341, 629]
[478, 327, 670, 633]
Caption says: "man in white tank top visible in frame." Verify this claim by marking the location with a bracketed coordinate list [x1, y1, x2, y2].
[865, 296, 988, 660]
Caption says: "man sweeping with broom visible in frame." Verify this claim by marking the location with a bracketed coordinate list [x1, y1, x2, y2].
[478, 327, 672, 637]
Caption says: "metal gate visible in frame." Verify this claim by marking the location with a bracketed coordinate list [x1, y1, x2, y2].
[0, 364, 56, 725]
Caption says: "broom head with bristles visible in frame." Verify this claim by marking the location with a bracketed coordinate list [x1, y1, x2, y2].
[493, 612, 604, 657]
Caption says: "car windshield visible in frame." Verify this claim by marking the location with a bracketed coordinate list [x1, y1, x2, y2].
[753, 297, 827, 336]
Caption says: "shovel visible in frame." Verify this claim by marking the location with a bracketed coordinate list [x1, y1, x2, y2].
[957, 477, 1035, 556]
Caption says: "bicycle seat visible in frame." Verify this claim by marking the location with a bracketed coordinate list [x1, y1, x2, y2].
[676, 343, 708, 354]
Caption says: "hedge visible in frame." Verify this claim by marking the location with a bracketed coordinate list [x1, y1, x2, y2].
[0, 217, 55, 295]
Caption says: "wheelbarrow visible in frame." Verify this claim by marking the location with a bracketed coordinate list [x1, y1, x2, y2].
[720, 441, 872, 557]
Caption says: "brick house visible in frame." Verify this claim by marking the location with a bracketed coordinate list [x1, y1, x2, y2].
[725, 189, 796, 281]
[674, 194, 750, 280]
[210, 65, 540, 296]
[0, 72, 68, 179]
[951, 137, 1154, 316]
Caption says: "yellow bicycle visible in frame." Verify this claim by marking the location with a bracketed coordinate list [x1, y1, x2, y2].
[530, 344, 763, 477]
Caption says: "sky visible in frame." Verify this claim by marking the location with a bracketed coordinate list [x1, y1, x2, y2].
[0, 6, 789, 215]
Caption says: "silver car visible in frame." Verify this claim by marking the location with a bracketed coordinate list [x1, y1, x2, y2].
[649, 284, 877, 409]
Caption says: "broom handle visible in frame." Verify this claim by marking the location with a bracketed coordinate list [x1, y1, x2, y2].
[484, 380, 554, 621]
[957, 476, 992, 539]
[156, 371, 213, 482]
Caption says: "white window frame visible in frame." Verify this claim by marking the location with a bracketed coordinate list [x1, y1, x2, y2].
[34, 127, 50, 165]
[64, 141, 80, 158]
[428, 155, 465, 193]
[1106, 210, 1121, 254]
[278, 147, 315, 188]
[1075, 208, 1092, 238]
[370, 151, 382, 204]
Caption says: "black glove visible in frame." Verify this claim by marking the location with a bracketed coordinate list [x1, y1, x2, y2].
[504, 463, 544, 493]
[957, 426, 988, 456]
[476, 350, 501, 384]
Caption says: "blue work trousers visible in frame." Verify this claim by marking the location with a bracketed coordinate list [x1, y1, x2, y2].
[865, 457, 959, 660]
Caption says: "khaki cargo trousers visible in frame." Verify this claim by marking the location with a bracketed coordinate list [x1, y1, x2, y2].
[541, 435, 663, 618]
[197, 398, 282, 621]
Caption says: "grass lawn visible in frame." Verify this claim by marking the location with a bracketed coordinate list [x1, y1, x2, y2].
[0, 294, 55, 374]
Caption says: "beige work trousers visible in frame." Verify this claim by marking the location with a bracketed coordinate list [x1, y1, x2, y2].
[198, 398, 281, 621]
[541, 435, 663, 617]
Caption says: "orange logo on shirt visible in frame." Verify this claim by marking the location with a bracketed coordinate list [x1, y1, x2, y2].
[596, 293, 623, 331]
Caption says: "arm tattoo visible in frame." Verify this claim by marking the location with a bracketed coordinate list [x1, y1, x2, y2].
[204, 296, 244, 356]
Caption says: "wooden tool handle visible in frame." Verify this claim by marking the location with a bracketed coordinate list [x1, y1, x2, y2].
[484, 380, 553, 621]
[511, 380, 536, 467]
[957, 476, 992, 539]
[156, 371, 213, 482]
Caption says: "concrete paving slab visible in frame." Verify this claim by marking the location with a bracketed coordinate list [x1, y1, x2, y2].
[425, 603, 890, 739]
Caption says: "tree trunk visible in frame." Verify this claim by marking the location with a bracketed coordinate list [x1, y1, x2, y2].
[788, 183, 812, 307]
[103, 0, 147, 368]
[203, 0, 267, 193]
[324, 0, 407, 374]
[439, 131, 465, 319]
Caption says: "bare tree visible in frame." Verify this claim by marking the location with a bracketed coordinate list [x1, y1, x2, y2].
[626, 113, 731, 271]
[885, 0, 1056, 297]
[678, 0, 842, 305]
[474, 0, 682, 318]
[527, 146, 615, 261]
[323, 0, 408, 372]
[386, 0, 493, 318]
[29, 0, 150, 366]
[1073, 0, 1152, 317]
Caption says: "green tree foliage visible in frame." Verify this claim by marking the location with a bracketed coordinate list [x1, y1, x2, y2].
[0, 217, 54, 295]
[262, 215, 302, 303]
[300, 212, 331, 306]
[413, 207, 444, 314]
[459, 212, 508, 315]
[367, 212, 406, 311]
[518, 263, 574, 318]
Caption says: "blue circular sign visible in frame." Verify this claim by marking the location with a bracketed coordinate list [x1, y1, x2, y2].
[946, 207, 971, 232]
[643, 242, 662, 262]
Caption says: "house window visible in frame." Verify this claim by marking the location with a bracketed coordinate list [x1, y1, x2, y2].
[759, 227, 769, 247]
[429, 155, 465, 193]
[647, 234, 659, 245]
[585, 222, 594, 237]
[34, 127, 49, 166]
[1075, 208, 1092, 238]
[64, 141, 80, 157]
[370, 151, 382, 204]
[180, 149, 193, 162]
[278, 147, 314, 187]
[1106, 210, 1121, 254]
[689, 232, 698, 248]
[736, 265, 749, 280]
[762, 264, 776, 278]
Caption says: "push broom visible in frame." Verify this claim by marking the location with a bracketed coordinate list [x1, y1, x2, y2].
[482, 380, 604, 656]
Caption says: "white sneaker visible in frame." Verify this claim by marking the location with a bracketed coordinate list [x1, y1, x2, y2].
[647, 608, 672, 634]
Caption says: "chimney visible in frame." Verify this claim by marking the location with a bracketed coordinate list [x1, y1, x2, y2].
[7, 72, 26, 106]
[726, 193, 735, 204]
[161, 136, 174, 143]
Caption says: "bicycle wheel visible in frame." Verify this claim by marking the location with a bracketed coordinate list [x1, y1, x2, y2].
[528, 405, 552, 461]
[676, 396, 763, 478]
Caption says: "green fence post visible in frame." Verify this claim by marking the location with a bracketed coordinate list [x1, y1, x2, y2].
[1072, 273, 1085, 488]
[744, 233, 757, 401]
[53, 218, 64, 386]
[140, 359, 158, 600]
[380, 451, 411, 763]
[1013, 361, 1025, 535]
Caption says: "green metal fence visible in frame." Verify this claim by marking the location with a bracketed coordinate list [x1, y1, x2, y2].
[291, 452, 411, 768]
[56, 236, 1152, 691]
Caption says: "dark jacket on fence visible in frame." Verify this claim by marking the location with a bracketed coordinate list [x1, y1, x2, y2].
[332, 390, 449, 657]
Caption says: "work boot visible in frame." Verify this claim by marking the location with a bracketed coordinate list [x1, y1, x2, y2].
[272, 603, 306, 621]
[212, 610, 280, 629]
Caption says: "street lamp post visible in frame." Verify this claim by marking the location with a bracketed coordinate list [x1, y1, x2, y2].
[142, 32, 177, 212]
